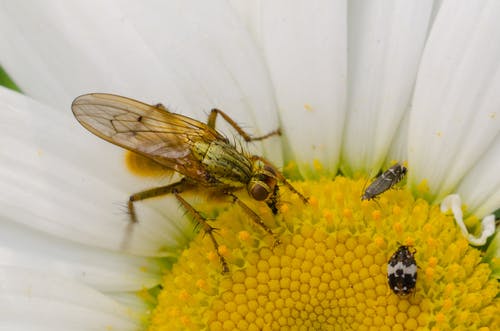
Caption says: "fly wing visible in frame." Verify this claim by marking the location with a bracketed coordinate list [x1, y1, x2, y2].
[72, 93, 225, 182]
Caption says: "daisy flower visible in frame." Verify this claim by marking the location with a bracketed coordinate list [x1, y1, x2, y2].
[1, 1, 499, 330]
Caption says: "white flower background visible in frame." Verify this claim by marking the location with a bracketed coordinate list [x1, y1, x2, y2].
[0, 1, 500, 329]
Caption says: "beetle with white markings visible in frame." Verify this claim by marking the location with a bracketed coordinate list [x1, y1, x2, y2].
[387, 245, 417, 296]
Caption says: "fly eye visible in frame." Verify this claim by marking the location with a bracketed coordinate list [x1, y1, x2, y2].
[248, 162, 277, 201]
[249, 182, 271, 201]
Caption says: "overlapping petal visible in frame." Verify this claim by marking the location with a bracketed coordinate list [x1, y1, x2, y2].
[0, 86, 194, 255]
[342, 0, 434, 176]
[0, 0, 281, 161]
[0, 266, 143, 330]
[0, 219, 163, 292]
[232, 0, 347, 177]
[408, 0, 500, 204]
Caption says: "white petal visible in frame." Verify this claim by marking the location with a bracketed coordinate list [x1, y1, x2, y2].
[0, 266, 141, 330]
[342, 0, 434, 176]
[386, 108, 411, 166]
[456, 138, 500, 218]
[0, 87, 191, 255]
[408, 1, 500, 202]
[0, 1, 281, 162]
[0, 218, 162, 292]
[441, 194, 496, 246]
[239, 0, 346, 177]
[108, 292, 151, 313]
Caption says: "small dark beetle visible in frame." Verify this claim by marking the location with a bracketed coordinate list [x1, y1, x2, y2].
[387, 245, 417, 296]
[362, 163, 407, 201]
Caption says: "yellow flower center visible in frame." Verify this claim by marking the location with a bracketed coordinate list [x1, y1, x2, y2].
[148, 177, 500, 330]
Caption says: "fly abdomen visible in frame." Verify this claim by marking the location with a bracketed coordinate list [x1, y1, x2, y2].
[194, 140, 253, 188]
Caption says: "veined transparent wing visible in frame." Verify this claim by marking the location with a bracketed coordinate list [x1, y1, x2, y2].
[71, 93, 225, 182]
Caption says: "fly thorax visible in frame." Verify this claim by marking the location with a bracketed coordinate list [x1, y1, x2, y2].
[194, 140, 252, 187]
[248, 160, 278, 201]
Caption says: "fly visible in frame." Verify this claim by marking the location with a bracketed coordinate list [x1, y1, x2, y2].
[72, 93, 308, 273]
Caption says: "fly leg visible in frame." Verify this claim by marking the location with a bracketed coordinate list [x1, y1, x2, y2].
[128, 179, 229, 273]
[128, 180, 189, 223]
[153, 103, 168, 111]
[174, 194, 229, 274]
[207, 108, 280, 141]
[121, 180, 187, 252]
[226, 192, 281, 247]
